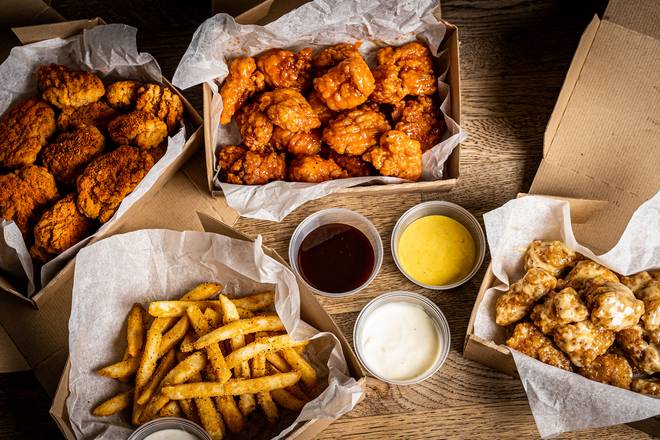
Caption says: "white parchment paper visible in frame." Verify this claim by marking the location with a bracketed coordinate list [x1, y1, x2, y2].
[66, 229, 362, 440]
[173, 0, 465, 221]
[473, 192, 660, 437]
[0, 24, 187, 296]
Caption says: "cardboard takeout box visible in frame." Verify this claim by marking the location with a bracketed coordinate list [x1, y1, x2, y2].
[49, 213, 367, 440]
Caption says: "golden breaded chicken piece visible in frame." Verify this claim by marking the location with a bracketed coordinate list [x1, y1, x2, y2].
[530, 287, 589, 334]
[235, 102, 273, 152]
[108, 111, 168, 149]
[621, 271, 653, 294]
[30, 194, 93, 263]
[638, 281, 660, 331]
[495, 268, 557, 326]
[392, 96, 444, 152]
[506, 322, 571, 371]
[287, 155, 347, 183]
[313, 55, 375, 111]
[0, 97, 55, 168]
[41, 125, 106, 186]
[562, 260, 619, 291]
[307, 90, 335, 125]
[256, 48, 313, 91]
[577, 353, 632, 389]
[38, 64, 104, 108]
[219, 57, 266, 125]
[617, 325, 660, 374]
[323, 106, 390, 155]
[76, 146, 154, 223]
[585, 282, 644, 331]
[362, 130, 423, 181]
[135, 83, 184, 134]
[105, 80, 141, 110]
[0, 166, 58, 235]
[371, 42, 437, 104]
[57, 101, 119, 132]
[524, 240, 578, 277]
[331, 151, 374, 177]
[553, 320, 615, 367]
[632, 378, 660, 396]
[220, 147, 286, 185]
[217, 145, 246, 174]
[312, 41, 363, 72]
[270, 126, 321, 156]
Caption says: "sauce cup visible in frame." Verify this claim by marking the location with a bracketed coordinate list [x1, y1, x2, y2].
[353, 291, 451, 385]
[289, 208, 383, 297]
[127, 417, 211, 440]
[391, 201, 486, 290]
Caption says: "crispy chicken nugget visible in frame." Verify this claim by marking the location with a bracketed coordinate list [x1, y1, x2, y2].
[632, 378, 660, 396]
[105, 80, 141, 110]
[0, 97, 55, 168]
[222, 148, 286, 185]
[57, 101, 119, 132]
[287, 155, 347, 183]
[312, 42, 363, 73]
[235, 102, 273, 152]
[76, 146, 155, 222]
[306, 90, 335, 125]
[330, 151, 374, 177]
[313, 55, 375, 111]
[41, 125, 106, 186]
[495, 268, 557, 326]
[30, 194, 93, 263]
[135, 83, 184, 134]
[362, 130, 422, 180]
[323, 106, 390, 155]
[270, 126, 322, 156]
[38, 64, 104, 108]
[523, 240, 578, 277]
[219, 57, 266, 125]
[0, 165, 58, 235]
[259, 88, 320, 132]
[108, 111, 168, 149]
[553, 320, 615, 367]
[506, 322, 571, 371]
[256, 48, 313, 91]
[392, 96, 444, 152]
[577, 353, 632, 389]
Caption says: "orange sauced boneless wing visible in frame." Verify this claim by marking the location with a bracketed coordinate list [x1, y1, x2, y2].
[307, 90, 335, 125]
[235, 102, 273, 152]
[41, 125, 106, 186]
[108, 111, 168, 150]
[57, 101, 119, 132]
[553, 320, 615, 367]
[38, 64, 104, 108]
[577, 353, 632, 389]
[260, 88, 320, 133]
[223, 148, 286, 185]
[256, 48, 313, 91]
[524, 240, 578, 277]
[506, 322, 571, 371]
[219, 57, 266, 125]
[313, 54, 375, 111]
[105, 80, 142, 110]
[270, 126, 322, 156]
[362, 130, 422, 181]
[30, 194, 94, 263]
[530, 287, 589, 335]
[0, 165, 59, 236]
[391, 96, 444, 152]
[495, 268, 557, 326]
[322, 106, 390, 156]
[0, 97, 56, 168]
[287, 155, 347, 183]
[330, 151, 374, 177]
[135, 83, 184, 134]
[76, 146, 155, 223]
[312, 42, 363, 73]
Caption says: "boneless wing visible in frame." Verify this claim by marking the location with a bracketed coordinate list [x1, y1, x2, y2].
[617, 325, 660, 374]
[585, 282, 644, 332]
[220, 146, 286, 185]
[562, 260, 619, 291]
[331, 151, 374, 177]
[577, 353, 632, 389]
[0, 97, 56, 168]
[287, 155, 347, 183]
[312, 42, 363, 72]
[323, 106, 390, 155]
[38, 64, 104, 108]
[270, 126, 322, 156]
[553, 320, 614, 367]
[57, 101, 119, 132]
[135, 83, 184, 134]
[392, 96, 444, 151]
[313, 55, 375, 111]
[41, 125, 106, 186]
[524, 240, 578, 277]
[256, 48, 313, 91]
[108, 111, 168, 149]
[362, 130, 423, 181]
[506, 322, 571, 371]
[495, 268, 557, 326]
[105, 80, 141, 110]
[219, 57, 266, 125]
[530, 287, 589, 334]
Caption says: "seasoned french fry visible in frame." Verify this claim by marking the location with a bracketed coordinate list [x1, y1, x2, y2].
[215, 396, 245, 433]
[187, 306, 232, 383]
[98, 356, 140, 379]
[159, 400, 182, 418]
[162, 351, 207, 386]
[225, 335, 308, 370]
[266, 352, 291, 372]
[131, 387, 144, 426]
[182, 282, 223, 301]
[137, 349, 176, 405]
[253, 354, 278, 422]
[231, 292, 275, 311]
[266, 362, 308, 400]
[193, 315, 285, 350]
[281, 348, 317, 389]
[196, 397, 225, 440]
[149, 298, 266, 318]
[127, 304, 145, 358]
[162, 371, 302, 399]
[136, 325, 163, 388]
[237, 308, 253, 319]
[158, 315, 189, 358]
[270, 388, 307, 411]
[92, 389, 133, 416]
[204, 308, 220, 328]
[179, 398, 200, 424]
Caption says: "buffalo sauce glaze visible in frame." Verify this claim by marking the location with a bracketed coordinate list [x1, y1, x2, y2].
[297, 223, 374, 293]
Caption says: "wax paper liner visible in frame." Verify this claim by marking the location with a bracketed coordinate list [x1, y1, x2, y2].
[66, 229, 362, 439]
[0, 24, 187, 296]
[473, 192, 660, 437]
[173, 0, 466, 221]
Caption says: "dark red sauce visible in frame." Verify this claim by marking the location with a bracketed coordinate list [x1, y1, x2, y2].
[297, 223, 375, 294]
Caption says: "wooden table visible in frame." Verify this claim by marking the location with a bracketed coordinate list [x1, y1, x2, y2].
[0, 1, 653, 438]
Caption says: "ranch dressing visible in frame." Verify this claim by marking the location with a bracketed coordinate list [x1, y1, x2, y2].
[358, 301, 441, 381]
[144, 430, 200, 440]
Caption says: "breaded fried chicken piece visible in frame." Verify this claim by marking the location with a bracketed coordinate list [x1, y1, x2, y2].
[217, 145, 247, 175]
[307, 90, 335, 125]
[76, 146, 155, 222]
[30, 194, 93, 263]
[330, 151, 374, 177]
[135, 83, 184, 134]
[256, 48, 313, 91]
[270, 126, 321, 156]
[362, 130, 423, 180]
[38, 64, 104, 108]
[638, 280, 660, 331]
[57, 101, 119, 132]
[621, 271, 653, 294]
[617, 325, 660, 374]
[524, 240, 578, 277]
[41, 125, 106, 186]
[585, 282, 644, 332]
[219, 57, 266, 125]
[287, 155, 347, 183]
[0, 97, 55, 168]
[632, 378, 660, 396]
[105, 80, 141, 110]
[562, 260, 619, 292]
[235, 101, 273, 152]
[371, 42, 437, 104]
[553, 320, 615, 367]
[312, 42, 362, 73]
[313, 54, 375, 111]
[0, 166, 58, 235]
[219, 147, 286, 185]
[506, 322, 571, 371]
[577, 353, 632, 389]
[495, 268, 557, 326]
[108, 111, 168, 149]
[530, 287, 589, 334]
[323, 106, 390, 155]
[391, 96, 444, 152]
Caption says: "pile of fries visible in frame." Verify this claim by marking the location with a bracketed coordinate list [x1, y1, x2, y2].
[92, 283, 319, 439]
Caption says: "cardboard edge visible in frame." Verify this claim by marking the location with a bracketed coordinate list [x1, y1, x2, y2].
[11, 18, 103, 44]
[235, 0, 275, 24]
[203, 82, 216, 193]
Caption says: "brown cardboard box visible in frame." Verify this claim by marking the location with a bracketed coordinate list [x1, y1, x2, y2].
[463, 0, 660, 433]
[0, 18, 239, 394]
[202, 1, 461, 197]
[49, 213, 367, 440]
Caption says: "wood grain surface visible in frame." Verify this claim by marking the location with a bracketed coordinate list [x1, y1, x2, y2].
[1, 0, 654, 439]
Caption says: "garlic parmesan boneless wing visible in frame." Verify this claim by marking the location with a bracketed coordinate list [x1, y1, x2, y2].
[506, 322, 571, 371]
[584, 282, 644, 332]
[495, 268, 557, 326]
[561, 260, 619, 291]
[617, 325, 660, 374]
[577, 353, 632, 389]
[553, 321, 615, 367]
[530, 287, 589, 334]
[524, 240, 578, 277]
[621, 271, 654, 294]
[638, 281, 660, 331]
[632, 378, 660, 396]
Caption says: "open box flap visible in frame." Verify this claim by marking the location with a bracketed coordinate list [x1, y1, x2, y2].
[533, 0, 660, 252]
